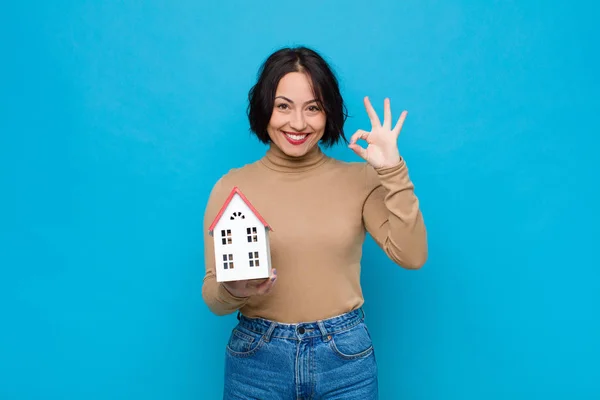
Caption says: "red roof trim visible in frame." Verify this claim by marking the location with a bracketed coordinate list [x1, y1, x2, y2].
[208, 186, 272, 234]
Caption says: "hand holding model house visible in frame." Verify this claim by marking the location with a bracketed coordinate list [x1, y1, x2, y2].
[208, 186, 276, 297]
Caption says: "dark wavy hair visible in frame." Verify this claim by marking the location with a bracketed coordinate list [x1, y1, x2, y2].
[247, 46, 348, 147]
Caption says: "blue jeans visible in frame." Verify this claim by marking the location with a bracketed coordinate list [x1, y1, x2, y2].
[223, 308, 378, 399]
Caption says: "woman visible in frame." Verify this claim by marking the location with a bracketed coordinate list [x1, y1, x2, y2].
[202, 46, 427, 399]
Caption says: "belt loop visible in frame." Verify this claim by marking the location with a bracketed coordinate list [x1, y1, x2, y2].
[317, 321, 331, 342]
[360, 307, 366, 321]
[263, 321, 277, 342]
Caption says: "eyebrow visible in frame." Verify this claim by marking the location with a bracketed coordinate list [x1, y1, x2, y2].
[274, 96, 319, 105]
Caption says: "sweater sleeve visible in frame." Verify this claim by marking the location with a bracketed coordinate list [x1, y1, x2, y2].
[201, 177, 250, 315]
[361, 159, 428, 269]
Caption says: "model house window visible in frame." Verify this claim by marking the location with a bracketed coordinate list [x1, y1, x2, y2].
[220, 229, 232, 245]
[222, 254, 234, 269]
[247, 227, 258, 242]
[230, 211, 245, 220]
[248, 251, 260, 267]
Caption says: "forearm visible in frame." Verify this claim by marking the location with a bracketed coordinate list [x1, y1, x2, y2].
[363, 160, 428, 269]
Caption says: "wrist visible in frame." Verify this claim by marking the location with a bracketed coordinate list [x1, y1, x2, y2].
[377, 156, 402, 170]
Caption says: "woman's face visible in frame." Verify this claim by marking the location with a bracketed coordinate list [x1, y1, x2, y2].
[267, 72, 326, 157]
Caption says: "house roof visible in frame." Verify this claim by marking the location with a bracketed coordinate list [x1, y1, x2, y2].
[208, 186, 272, 234]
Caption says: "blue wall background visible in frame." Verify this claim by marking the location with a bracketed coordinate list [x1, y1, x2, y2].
[2, 1, 599, 399]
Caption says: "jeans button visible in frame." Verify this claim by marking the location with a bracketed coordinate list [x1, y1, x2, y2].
[297, 326, 305, 334]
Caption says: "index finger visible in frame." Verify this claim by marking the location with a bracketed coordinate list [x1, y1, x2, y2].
[245, 268, 277, 288]
[246, 278, 269, 288]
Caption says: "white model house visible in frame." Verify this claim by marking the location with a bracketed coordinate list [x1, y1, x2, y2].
[208, 186, 272, 282]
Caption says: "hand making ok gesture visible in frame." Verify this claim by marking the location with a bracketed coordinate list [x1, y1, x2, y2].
[348, 97, 407, 169]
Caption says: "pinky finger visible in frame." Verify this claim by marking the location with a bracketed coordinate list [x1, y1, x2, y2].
[392, 110, 408, 136]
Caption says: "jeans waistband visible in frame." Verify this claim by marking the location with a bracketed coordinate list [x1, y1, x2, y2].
[236, 308, 366, 342]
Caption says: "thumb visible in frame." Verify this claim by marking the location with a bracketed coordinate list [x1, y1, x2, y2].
[348, 143, 368, 160]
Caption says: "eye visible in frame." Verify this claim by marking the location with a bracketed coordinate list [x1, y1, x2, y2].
[276, 103, 289, 110]
[307, 105, 321, 112]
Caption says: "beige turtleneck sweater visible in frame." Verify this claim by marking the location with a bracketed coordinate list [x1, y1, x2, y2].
[201, 144, 427, 323]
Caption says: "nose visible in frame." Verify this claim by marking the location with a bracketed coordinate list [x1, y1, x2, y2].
[289, 110, 307, 131]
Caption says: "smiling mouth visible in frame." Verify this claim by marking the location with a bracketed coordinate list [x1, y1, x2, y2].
[284, 132, 308, 139]
[282, 131, 311, 144]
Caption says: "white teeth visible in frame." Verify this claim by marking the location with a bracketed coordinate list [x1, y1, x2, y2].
[285, 133, 307, 140]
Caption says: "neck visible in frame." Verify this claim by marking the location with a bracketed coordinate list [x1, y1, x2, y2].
[260, 143, 328, 173]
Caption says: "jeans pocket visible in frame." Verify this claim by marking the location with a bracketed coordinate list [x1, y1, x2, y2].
[226, 326, 265, 358]
[329, 322, 374, 360]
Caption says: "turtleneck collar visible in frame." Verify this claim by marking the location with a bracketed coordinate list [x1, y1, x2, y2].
[260, 143, 329, 173]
